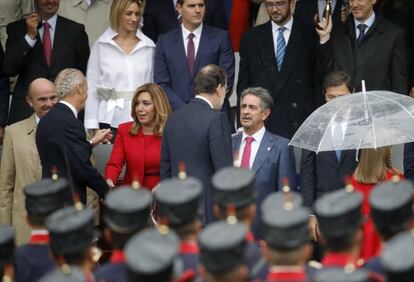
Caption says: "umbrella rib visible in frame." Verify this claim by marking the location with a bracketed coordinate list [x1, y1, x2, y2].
[365, 94, 377, 149]
[317, 110, 339, 153]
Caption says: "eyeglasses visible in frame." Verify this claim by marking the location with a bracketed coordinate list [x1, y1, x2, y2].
[264, 1, 288, 9]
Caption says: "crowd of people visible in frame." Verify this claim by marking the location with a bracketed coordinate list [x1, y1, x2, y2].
[0, 0, 414, 281]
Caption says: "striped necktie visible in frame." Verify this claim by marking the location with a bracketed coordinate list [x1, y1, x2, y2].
[276, 27, 286, 71]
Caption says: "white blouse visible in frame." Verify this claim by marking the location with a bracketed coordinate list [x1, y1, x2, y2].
[84, 27, 155, 129]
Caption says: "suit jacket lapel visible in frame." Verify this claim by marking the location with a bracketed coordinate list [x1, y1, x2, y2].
[252, 131, 274, 173]
[259, 22, 278, 86]
[50, 16, 65, 70]
[174, 28, 192, 80]
[193, 26, 209, 80]
[274, 19, 306, 96]
[232, 133, 242, 158]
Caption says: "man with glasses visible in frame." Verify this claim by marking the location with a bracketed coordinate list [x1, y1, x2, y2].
[238, 0, 320, 139]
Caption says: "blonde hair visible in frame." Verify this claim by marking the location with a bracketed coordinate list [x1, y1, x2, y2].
[353, 146, 399, 184]
[129, 83, 172, 136]
[110, 0, 141, 30]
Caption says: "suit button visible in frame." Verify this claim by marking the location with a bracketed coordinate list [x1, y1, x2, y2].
[292, 103, 297, 108]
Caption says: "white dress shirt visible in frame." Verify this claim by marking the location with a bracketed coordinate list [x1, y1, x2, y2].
[238, 126, 266, 169]
[272, 16, 293, 54]
[354, 12, 376, 37]
[25, 14, 57, 47]
[84, 27, 155, 129]
[182, 24, 203, 57]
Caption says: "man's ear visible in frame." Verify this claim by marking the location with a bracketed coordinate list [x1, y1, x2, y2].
[262, 108, 271, 121]
[26, 97, 33, 108]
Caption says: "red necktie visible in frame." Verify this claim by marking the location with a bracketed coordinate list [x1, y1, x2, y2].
[241, 136, 254, 169]
[187, 33, 195, 74]
[43, 21, 52, 67]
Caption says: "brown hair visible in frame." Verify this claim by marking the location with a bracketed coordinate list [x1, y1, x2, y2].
[353, 146, 399, 184]
[110, 0, 141, 30]
[129, 83, 172, 136]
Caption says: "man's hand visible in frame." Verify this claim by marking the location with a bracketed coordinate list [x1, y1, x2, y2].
[25, 13, 40, 40]
[106, 179, 115, 189]
[315, 15, 333, 44]
[90, 128, 112, 146]
[308, 215, 320, 242]
[0, 127, 4, 145]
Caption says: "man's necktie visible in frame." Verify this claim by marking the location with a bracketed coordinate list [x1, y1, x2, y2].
[356, 24, 367, 47]
[43, 21, 52, 67]
[187, 33, 195, 74]
[276, 27, 286, 71]
[333, 124, 343, 161]
[241, 136, 254, 169]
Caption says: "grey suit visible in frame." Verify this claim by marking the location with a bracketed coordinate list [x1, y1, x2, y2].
[232, 129, 297, 238]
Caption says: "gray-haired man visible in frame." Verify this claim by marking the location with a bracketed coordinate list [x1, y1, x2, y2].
[36, 68, 111, 204]
[232, 86, 297, 239]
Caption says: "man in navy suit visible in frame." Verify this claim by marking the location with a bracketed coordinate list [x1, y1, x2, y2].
[232, 87, 297, 239]
[160, 65, 233, 224]
[36, 69, 111, 204]
[143, 0, 228, 43]
[300, 70, 357, 243]
[154, 0, 234, 124]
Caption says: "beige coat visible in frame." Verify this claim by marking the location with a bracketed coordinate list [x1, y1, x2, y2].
[0, 114, 40, 245]
[58, 0, 112, 46]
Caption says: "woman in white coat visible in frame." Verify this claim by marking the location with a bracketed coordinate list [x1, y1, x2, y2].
[85, 0, 155, 136]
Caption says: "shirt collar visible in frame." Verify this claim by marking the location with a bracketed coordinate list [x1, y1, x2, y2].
[35, 114, 41, 124]
[43, 14, 58, 30]
[354, 11, 376, 29]
[97, 27, 156, 48]
[242, 126, 266, 144]
[272, 15, 293, 34]
[60, 101, 78, 118]
[182, 23, 203, 39]
[195, 95, 214, 109]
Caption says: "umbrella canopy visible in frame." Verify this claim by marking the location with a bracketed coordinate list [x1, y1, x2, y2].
[289, 90, 414, 153]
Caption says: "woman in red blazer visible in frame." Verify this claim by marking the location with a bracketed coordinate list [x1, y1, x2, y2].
[105, 83, 172, 190]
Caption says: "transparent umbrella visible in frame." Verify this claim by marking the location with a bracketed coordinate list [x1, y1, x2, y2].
[289, 87, 414, 153]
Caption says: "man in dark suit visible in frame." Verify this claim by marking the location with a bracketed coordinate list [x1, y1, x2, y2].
[232, 86, 297, 238]
[238, 0, 319, 139]
[143, 0, 228, 42]
[0, 44, 9, 144]
[316, 0, 407, 94]
[300, 70, 358, 242]
[36, 69, 110, 204]
[154, 0, 234, 123]
[2, 0, 90, 125]
[160, 65, 233, 224]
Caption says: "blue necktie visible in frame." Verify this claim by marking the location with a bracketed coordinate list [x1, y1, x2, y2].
[276, 27, 286, 71]
[356, 24, 367, 47]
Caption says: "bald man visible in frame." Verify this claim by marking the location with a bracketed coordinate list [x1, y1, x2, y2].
[0, 78, 57, 245]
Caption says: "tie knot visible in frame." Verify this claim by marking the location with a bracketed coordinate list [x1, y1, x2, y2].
[357, 24, 366, 33]
[188, 33, 195, 40]
[245, 136, 254, 145]
[44, 21, 50, 29]
[278, 27, 286, 34]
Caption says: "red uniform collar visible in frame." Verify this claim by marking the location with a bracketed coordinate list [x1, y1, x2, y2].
[322, 252, 357, 267]
[267, 268, 307, 281]
[179, 241, 199, 254]
[246, 231, 255, 242]
[110, 250, 126, 263]
[29, 231, 50, 244]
